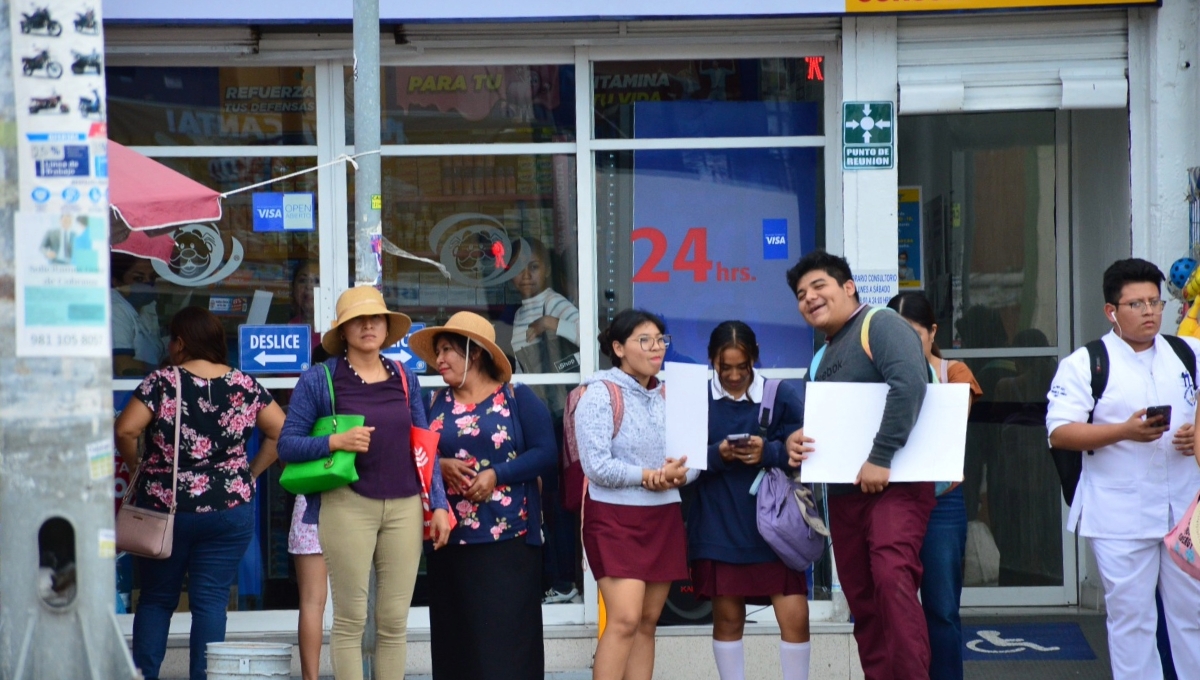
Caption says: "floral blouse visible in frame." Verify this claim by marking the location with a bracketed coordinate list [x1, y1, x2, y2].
[429, 386, 530, 545]
[134, 367, 273, 513]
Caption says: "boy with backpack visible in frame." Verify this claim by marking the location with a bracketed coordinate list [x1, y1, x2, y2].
[1046, 258, 1200, 680]
[783, 250, 935, 680]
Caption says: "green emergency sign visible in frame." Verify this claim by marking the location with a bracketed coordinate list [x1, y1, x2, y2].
[843, 101, 894, 170]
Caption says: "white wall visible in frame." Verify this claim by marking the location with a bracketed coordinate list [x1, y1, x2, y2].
[1129, 0, 1200, 271]
[841, 17, 899, 278]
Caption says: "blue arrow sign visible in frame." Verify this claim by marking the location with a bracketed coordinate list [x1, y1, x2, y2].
[382, 322, 426, 372]
[238, 324, 311, 374]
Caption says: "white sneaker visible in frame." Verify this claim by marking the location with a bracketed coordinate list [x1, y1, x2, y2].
[542, 586, 579, 604]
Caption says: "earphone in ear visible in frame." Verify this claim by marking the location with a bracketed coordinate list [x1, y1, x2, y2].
[1110, 311, 1117, 322]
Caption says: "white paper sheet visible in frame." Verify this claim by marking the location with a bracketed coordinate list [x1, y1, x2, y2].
[663, 361, 710, 471]
[800, 382, 969, 484]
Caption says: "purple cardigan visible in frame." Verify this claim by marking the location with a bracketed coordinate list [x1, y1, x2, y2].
[278, 356, 448, 524]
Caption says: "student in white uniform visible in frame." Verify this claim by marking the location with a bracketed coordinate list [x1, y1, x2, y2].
[1046, 258, 1200, 680]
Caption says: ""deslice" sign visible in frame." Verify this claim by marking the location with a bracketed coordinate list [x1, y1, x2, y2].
[238, 324, 312, 374]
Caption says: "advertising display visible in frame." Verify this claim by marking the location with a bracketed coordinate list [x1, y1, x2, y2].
[9, 0, 110, 358]
[898, 186, 923, 289]
[630, 147, 818, 367]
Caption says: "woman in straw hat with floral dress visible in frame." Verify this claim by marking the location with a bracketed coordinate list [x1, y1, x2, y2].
[409, 311, 558, 680]
[278, 286, 452, 680]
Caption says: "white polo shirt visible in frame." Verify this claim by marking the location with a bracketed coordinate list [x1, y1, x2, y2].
[1046, 332, 1200, 539]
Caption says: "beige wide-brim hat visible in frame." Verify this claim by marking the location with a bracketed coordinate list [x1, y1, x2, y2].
[409, 311, 512, 383]
[321, 286, 412, 355]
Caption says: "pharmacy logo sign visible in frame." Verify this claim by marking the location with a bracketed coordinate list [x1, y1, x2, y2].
[843, 101, 894, 170]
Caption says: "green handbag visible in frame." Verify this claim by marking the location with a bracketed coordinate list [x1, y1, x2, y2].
[279, 363, 365, 495]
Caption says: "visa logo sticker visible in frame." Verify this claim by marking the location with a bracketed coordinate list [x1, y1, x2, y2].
[762, 219, 789, 260]
[252, 192, 315, 232]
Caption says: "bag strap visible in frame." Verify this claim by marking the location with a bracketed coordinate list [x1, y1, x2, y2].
[939, 358, 950, 384]
[168, 366, 181, 514]
[859, 306, 888, 362]
[1081, 339, 1108, 456]
[506, 384, 526, 453]
[322, 361, 336, 413]
[1163, 334, 1198, 386]
[601, 380, 624, 437]
[758, 378, 781, 437]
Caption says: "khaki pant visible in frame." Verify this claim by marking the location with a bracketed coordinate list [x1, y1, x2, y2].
[319, 487, 423, 680]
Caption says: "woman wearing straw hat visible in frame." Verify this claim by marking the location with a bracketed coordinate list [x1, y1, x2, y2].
[278, 286, 451, 680]
[409, 311, 558, 680]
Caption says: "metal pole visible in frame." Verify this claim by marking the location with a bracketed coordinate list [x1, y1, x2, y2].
[352, 1, 382, 678]
[0, 0, 137, 677]
[353, 0, 382, 290]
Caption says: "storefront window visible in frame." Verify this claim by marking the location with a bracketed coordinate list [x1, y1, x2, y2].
[109, 156, 320, 379]
[107, 67, 317, 146]
[349, 154, 579, 380]
[595, 147, 822, 369]
[346, 65, 576, 144]
[593, 58, 824, 140]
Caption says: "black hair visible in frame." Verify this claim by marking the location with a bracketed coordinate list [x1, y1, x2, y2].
[1102, 258, 1164, 306]
[785, 249, 859, 302]
[707, 321, 760, 365]
[598, 309, 666, 368]
[169, 306, 227, 364]
[887, 291, 941, 358]
[110, 253, 147, 285]
[433, 331, 503, 382]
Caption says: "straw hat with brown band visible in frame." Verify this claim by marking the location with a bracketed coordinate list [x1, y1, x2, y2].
[321, 286, 412, 356]
[408, 311, 513, 384]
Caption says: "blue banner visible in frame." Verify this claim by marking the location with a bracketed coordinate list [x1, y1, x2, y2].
[631, 103, 819, 368]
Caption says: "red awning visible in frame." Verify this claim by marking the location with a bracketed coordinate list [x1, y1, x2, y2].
[108, 141, 222, 231]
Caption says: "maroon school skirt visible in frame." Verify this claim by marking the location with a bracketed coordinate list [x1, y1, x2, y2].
[690, 559, 808, 605]
[582, 494, 688, 582]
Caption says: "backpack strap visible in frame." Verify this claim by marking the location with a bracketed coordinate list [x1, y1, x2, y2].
[758, 378, 781, 437]
[600, 380, 624, 437]
[859, 307, 886, 362]
[1082, 339, 1109, 455]
[1163, 334, 1198, 386]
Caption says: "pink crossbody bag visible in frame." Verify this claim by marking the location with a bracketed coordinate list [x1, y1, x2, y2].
[115, 367, 181, 559]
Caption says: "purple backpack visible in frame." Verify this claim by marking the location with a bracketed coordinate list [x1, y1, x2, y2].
[753, 380, 830, 572]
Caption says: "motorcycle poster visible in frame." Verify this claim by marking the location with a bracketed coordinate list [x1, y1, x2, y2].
[10, 0, 108, 215]
[9, 0, 111, 358]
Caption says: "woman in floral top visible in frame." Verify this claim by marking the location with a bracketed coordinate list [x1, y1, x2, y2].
[409, 312, 557, 680]
[115, 307, 285, 680]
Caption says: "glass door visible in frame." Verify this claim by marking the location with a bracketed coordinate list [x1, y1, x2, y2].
[898, 111, 1076, 606]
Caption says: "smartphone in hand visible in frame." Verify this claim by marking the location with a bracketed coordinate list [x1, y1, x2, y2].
[725, 433, 751, 446]
[1146, 405, 1172, 428]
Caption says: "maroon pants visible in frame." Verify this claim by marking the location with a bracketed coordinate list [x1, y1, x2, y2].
[829, 482, 936, 680]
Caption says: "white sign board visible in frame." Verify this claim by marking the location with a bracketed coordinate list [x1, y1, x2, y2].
[663, 361, 710, 472]
[800, 382, 969, 483]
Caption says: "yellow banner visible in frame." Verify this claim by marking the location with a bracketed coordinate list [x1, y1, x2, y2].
[847, 0, 1156, 12]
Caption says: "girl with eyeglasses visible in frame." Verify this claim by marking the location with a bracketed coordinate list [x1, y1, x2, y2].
[573, 308, 694, 680]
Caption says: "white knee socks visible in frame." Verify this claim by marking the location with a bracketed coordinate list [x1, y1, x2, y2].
[780, 641, 811, 680]
[713, 639, 745, 680]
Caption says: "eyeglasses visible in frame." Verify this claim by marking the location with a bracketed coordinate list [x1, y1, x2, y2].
[633, 334, 671, 351]
[1116, 299, 1168, 313]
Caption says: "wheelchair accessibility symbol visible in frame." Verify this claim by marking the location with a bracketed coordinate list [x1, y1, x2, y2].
[966, 630, 1061, 654]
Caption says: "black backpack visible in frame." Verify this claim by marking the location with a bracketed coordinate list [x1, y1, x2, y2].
[1051, 335, 1197, 505]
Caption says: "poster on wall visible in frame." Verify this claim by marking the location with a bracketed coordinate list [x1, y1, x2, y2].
[14, 212, 111, 357]
[898, 186, 923, 289]
[9, 0, 110, 357]
[11, 0, 108, 214]
[631, 152, 817, 368]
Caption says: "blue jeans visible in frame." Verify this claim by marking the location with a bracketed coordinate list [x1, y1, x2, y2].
[132, 502, 254, 680]
[919, 487, 967, 680]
